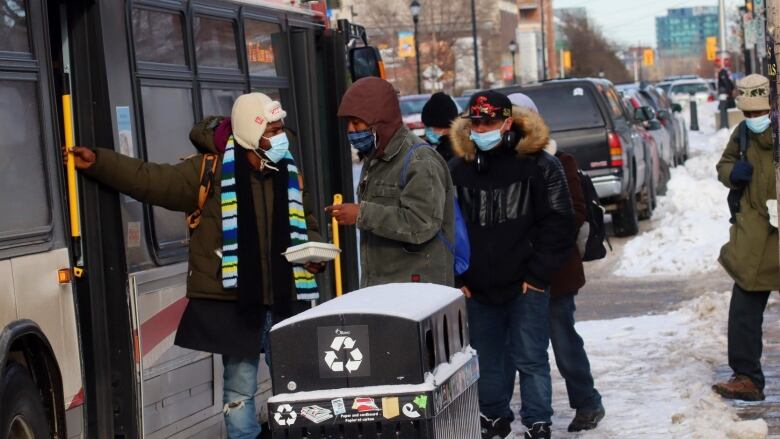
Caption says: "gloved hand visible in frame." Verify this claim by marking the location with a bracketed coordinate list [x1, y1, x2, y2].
[730, 160, 753, 186]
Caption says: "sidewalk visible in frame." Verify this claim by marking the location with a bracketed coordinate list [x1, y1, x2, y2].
[717, 296, 780, 437]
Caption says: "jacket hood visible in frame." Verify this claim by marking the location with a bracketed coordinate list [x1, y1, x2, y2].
[189, 115, 227, 154]
[337, 77, 403, 150]
[450, 106, 550, 162]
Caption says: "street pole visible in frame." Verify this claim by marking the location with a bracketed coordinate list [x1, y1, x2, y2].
[470, 0, 480, 89]
[540, 0, 548, 80]
[765, 0, 780, 266]
[413, 16, 421, 94]
[560, 47, 565, 78]
[719, 0, 728, 56]
[511, 50, 517, 84]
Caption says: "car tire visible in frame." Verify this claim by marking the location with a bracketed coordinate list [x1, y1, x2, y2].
[613, 170, 640, 237]
[0, 363, 51, 439]
[638, 167, 655, 221]
[657, 159, 670, 196]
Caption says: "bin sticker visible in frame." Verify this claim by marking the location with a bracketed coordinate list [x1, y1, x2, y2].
[402, 403, 421, 418]
[352, 397, 380, 413]
[331, 397, 346, 416]
[273, 404, 297, 426]
[318, 325, 371, 378]
[382, 397, 399, 419]
[413, 395, 428, 409]
[300, 405, 333, 424]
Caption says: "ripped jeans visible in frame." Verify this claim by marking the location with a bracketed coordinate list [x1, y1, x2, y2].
[222, 312, 273, 439]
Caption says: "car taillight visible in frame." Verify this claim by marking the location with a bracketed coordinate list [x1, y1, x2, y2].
[708, 95, 715, 102]
[608, 132, 624, 167]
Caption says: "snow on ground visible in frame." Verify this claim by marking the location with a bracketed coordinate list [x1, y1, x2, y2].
[513, 290, 769, 438]
[614, 103, 734, 277]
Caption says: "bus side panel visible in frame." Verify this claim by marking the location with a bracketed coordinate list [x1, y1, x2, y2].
[0, 261, 15, 324]
[11, 248, 84, 414]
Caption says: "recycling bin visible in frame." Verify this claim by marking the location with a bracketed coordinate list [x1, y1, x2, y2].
[267, 283, 480, 438]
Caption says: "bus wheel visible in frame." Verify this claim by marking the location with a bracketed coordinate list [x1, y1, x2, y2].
[0, 363, 51, 439]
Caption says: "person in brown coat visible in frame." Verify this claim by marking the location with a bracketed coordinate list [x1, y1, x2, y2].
[506, 93, 604, 433]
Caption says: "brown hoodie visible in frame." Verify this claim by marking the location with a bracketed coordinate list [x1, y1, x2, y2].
[337, 77, 403, 154]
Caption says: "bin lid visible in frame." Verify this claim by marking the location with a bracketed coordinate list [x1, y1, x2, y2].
[274, 283, 462, 329]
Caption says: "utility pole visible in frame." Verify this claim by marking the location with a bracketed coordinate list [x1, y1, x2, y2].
[470, 0, 480, 89]
[765, 0, 780, 263]
[719, 0, 728, 57]
[540, 0, 548, 80]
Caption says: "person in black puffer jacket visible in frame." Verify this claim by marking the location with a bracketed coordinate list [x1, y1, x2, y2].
[449, 91, 575, 439]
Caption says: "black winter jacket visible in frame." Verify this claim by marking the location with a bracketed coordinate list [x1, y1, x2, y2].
[449, 109, 576, 305]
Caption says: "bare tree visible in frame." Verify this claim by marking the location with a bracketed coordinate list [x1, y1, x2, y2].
[560, 13, 631, 84]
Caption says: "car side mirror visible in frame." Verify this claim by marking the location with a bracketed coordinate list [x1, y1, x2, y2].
[349, 46, 384, 82]
[646, 120, 663, 131]
[671, 103, 682, 113]
[642, 106, 656, 121]
[657, 109, 670, 120]
[633, 108, 648, 122]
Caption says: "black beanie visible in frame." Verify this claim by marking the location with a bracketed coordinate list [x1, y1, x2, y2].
[421, 92, 459, 128]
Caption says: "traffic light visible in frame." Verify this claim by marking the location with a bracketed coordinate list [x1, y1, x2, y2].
[563, 50, 572, 70]
[643, 49, 654, 66]
[706, 36, 718, 61]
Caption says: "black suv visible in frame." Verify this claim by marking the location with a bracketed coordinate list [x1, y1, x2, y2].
[497, 79, 654, 237]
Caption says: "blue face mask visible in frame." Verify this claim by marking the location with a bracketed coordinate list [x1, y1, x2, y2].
[425, 127, 443, 145]
[470, 129, 502, 151]
[745, 114, 771, 134]
[348, 129, 376, 154]
[261, 132, 290, 163]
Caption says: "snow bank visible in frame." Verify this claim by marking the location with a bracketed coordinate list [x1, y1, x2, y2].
[535, 290, 768, 438]
[614, 105, 733, 277]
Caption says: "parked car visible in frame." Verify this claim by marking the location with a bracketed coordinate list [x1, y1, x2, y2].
[496, 79, 654, 236]
[454, 96, 470, 112]
[622, 93, 666, 200]
[399, 94, 431, 136]
[618, 83, 689, 167]
[668, 79, 714, 109]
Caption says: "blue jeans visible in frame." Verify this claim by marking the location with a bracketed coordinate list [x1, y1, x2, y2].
[548, 294, 602, 411]
[468, 292, 553, 427]
[222, 311, 273, 439]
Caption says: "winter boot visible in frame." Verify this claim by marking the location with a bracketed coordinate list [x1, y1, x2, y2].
[480, 414, 512, 439]
[524, 422, 551, 439]
[568, 405, 605, 432]
[712, 375, 765, 401]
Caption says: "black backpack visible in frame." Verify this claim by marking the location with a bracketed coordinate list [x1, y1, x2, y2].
[578, 169, 611, 261]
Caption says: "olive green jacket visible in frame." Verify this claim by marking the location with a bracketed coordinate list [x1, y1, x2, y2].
[83, 123, 321, 303]
[356, 126, 455, 288]
[717, 127, 779, 292]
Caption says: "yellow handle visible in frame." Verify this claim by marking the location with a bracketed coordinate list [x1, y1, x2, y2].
[63, 94, 80, 238]
[332, 194, 343, 297]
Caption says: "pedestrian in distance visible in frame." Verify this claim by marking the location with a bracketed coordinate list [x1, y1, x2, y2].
[505, 93, 605, 433]
[326, 77, 455, 287]
[68, 93, 327, 439]
[421, 91, 460, 162]
[449, 90, 576, 439]
[713, 74, 780, 402]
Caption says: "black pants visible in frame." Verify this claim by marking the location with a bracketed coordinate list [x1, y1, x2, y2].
[728, 283, 771, 389]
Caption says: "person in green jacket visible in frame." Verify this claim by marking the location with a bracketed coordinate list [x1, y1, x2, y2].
[325, 77, 455, 287]
[69, 93, 326, 439]
[713, 74, 780, 402]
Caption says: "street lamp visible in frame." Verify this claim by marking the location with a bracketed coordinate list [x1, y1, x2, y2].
[508, 40, 518, 84]
[410, 0, 422, 94]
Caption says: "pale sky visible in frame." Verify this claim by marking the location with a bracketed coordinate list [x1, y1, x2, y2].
[553, 0, 738, 47]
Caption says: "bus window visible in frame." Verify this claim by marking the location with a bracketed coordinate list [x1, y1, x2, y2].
[0, 79, 51, 242]
[139, 85, 195, 254]
[0, 0, 30, 53]
[245, 20, 282, 77]
[131, 8, 187, 66]
[201, 87, 242, 117]
[193, 16, 239, 70]
[251, 88, 281, 102]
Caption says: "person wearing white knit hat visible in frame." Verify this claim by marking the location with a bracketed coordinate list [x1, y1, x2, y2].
[713, 74, 779, 403]
[69, 92, 327, 438]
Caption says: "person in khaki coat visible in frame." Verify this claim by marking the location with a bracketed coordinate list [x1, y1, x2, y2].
[69, 93, 325, 439]
[713, 74, 780, 402]
[326, 77, 455, 287]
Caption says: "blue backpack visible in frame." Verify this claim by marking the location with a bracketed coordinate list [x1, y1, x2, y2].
[400, 143, 471, 275]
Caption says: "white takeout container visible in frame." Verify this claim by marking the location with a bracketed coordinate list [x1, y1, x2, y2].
[282, 242, 341, 263]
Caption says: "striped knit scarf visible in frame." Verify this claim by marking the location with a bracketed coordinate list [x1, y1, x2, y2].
[220, 135, 318, 301]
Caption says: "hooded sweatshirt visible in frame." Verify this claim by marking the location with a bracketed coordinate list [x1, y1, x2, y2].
[338, 78, 455, 287]
[449, 108, 576, 304]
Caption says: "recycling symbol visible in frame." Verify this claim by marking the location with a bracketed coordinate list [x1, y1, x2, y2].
[324, 336, 363, 373]
[274, 404, 297, 426]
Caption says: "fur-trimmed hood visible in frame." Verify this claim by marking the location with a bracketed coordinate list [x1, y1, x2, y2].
[450, 106, 550, 162]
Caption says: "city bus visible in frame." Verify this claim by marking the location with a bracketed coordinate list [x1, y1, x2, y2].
[0, 0, 377, 437]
